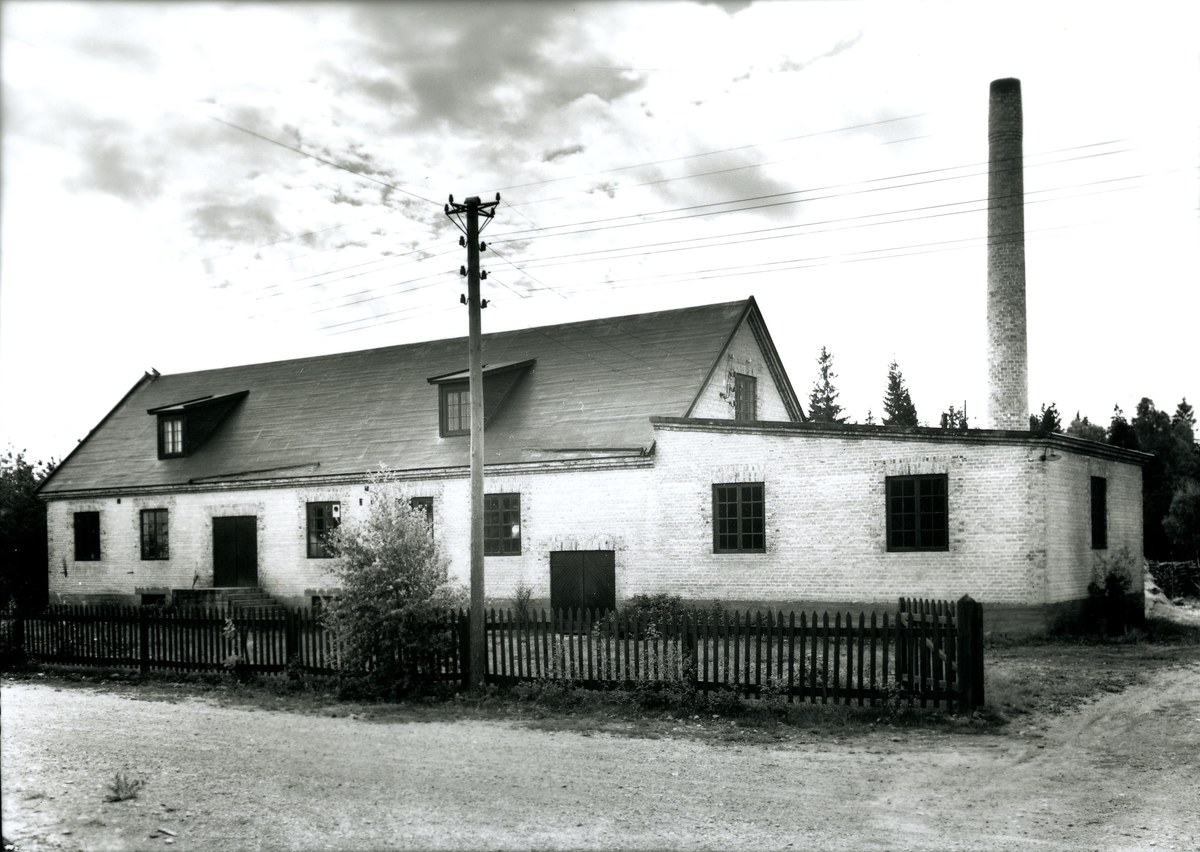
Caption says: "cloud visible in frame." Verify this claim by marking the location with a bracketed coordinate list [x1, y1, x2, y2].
[777, 31, 864, 73]
[187, 194, 283, 245]
[543, 144, 585, 163]
[70, 34, 160, 72]
[345, 4, 648, 134]
[64, 136, 162, 203]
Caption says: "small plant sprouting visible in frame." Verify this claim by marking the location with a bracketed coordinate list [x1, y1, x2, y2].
[105, 770, 144, 802]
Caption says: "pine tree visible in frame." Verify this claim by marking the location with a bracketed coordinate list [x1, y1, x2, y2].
[863, 409, 876, 426]
[807, 347, 847, 423]
[882, 361, 918, 426]
[1028, 403, 1062, 433]
[939, 404, 968, 431]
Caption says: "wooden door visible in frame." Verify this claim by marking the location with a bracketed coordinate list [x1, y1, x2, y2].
[549, 550, 615, 614]
[213, 516, 258, 587]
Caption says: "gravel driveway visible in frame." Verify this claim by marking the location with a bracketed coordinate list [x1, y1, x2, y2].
[3, 665, 1198, 851]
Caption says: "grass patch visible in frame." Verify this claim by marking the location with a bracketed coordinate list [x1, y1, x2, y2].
[105, 770, 144, 802]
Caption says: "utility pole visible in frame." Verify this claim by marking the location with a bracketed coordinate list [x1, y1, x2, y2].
[445, 193, 499, 694]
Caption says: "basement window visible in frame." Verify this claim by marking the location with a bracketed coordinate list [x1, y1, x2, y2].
[713, 483, 765, 552]
[306, 502, 341, 559]
[140, 509, 169, 560]
[1091, 477, 1107, 550]
[484, 493, 521, 556]
[74, 511, 101, 561]
[886, 475, 949, 552]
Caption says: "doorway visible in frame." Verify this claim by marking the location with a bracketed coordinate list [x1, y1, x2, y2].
[549, 550, 616, 614]
[213, 516, 258, 587]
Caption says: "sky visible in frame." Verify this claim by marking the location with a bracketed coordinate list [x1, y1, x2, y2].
[2, 1, 1198, 466]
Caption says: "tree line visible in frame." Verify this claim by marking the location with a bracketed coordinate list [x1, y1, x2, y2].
[806, 349, 1199, 562]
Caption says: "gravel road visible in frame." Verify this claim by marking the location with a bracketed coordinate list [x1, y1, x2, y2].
[3, 664, 1198, 851]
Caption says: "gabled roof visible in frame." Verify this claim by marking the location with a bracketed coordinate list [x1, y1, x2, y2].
[41, 298, 798, 495]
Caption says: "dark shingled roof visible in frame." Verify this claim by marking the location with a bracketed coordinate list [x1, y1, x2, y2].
[41, 299, 776, 495]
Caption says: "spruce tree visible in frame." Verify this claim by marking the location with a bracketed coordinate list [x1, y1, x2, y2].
[882, 361, 918, 426]
[807, 347, 847, 423]
[1028, 403, 1062, 433]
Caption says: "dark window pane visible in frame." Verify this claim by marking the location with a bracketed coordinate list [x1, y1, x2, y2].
[484, 493, 521, 555]
[1091, 477, 1107, 550]
[713, 482, 766, 552]
[887, 475, 949, 552]
[307, 502, 340, 558]
[734, 374, 757, 421]
[140, 509, 169, 560]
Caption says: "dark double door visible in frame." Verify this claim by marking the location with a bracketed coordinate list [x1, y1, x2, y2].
[549, 550, 615, 614]
[213, 516, 258, 587]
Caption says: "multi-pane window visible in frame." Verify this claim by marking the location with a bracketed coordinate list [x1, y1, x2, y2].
[306, 501, 340, 558]
[733, 373, 757, 421]
[74, 511, 101, 561]
[160, 416, 185, 457]
[410, 496, 434, 535]
[1091, 476, 1107, 550]
[140, 509, 169, 560]
[713, 483, 765, 552]
[484, 493, 521, 555]
[441, 384, 470, 436]
[886, 475, 949, 551]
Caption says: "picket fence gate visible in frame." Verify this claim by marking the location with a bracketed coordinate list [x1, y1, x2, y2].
[1, 595, 984, 711]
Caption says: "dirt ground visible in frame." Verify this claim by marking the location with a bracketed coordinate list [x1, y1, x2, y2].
[3, 663, 1198, 852]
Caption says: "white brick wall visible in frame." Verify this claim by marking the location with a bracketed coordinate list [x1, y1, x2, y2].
[46, 426, 1143, 609]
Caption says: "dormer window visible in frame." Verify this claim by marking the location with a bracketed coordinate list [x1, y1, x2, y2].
[161, 416, 185, 457]
[148, 390, 249, 460]
[440, 384, 471, 437]
[427, 359, 536, 439]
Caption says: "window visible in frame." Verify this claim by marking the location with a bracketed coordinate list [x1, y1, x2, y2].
[713, 483, 765, 552]
[160, 416, 185, 457]
[1091, 476, 1107, 550]
[886, 475, 949, 552]
[409, 496, 434, 534]
[484, 493, 521, 555]
[733, 374, 757, 421]
[306, 502, 341, 558]
[440, 383, 470, 437]
[74, 511, 101, 561]
[140, 509, 169, 560]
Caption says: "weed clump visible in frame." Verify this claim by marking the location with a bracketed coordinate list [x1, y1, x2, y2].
[105, 770, 144, 802]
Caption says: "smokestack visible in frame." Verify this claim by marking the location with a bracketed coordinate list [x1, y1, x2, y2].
[986, 77, 1029, 430]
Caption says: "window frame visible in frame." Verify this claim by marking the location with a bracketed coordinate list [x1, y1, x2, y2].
[306, 501, 341, 559]
[733, 373, 757, 422]
[439, 383, 471, 437]
[158, 415, 186, 458]
[885, 474, 950, 552]
[74, 511, 101, 561]
[483, 493, 521, 556]
[409, 496, 434, 535]
[712, 483, 766, 553]
[1090, 476, 1108, 550]
[140, 508, 170, 560]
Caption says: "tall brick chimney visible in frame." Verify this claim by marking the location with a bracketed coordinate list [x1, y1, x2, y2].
[986, 77, 1029, 430]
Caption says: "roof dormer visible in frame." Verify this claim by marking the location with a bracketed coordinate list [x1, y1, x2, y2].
[426, 360, 534, 438]
[147, 390, 249, 459]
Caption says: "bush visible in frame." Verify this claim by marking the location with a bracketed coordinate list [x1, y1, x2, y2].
[1085, 549, 1140, 636]
[622, 593, 726, 626]
[322, 469, 466, 700]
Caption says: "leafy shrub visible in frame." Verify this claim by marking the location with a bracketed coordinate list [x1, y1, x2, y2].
[621, 593, 726, 626]
[322, 469, 466, 700]
[1085, 549, 1140, 636]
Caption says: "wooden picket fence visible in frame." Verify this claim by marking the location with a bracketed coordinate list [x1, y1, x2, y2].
[0, 596, 984, 711]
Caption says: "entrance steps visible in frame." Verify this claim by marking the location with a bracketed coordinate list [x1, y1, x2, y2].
[172, 587, 286, 616]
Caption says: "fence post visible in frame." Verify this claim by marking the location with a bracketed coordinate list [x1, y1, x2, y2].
[971, 598, 985, 707]
[459, 609, 471, 690]
[138, 606, 150, 675]
[284, 607, 298, 666]
[955, 594, 976, 713]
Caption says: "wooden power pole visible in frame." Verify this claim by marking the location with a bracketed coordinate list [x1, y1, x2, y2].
[445, 193, 499, 694]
